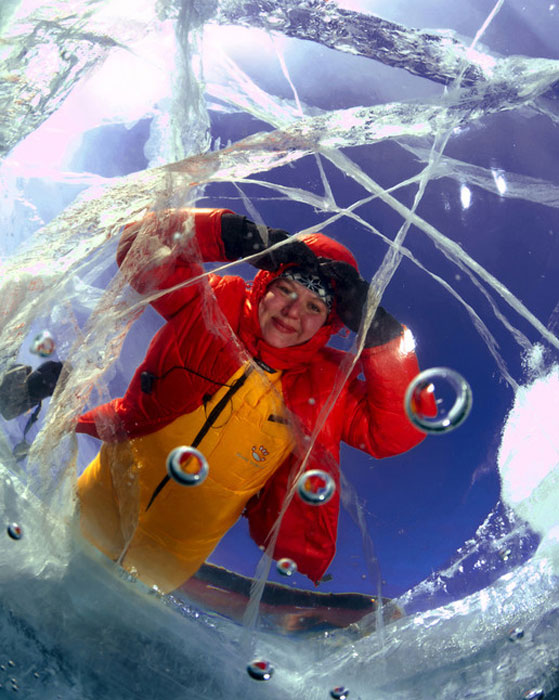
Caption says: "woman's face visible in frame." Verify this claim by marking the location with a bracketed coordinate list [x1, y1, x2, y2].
[258, 278, 329, 348]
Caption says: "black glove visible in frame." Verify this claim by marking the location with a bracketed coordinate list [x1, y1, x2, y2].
[27, 361, 64, 403]
[221, 214, 319, 272]
[0, 361, 63, 420]
[319, 260, 403, 347]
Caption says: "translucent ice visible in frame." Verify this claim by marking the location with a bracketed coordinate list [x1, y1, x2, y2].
[1, 0, 559, 698]
[498, 358, 559, 574]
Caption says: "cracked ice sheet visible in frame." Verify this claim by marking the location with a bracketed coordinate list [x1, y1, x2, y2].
[204, 33, 559, 211]
[201, 42, 559, 373]
[1, 1, 559, 698]
[0, 0, 555, 582]
[0, 0, 175, 157]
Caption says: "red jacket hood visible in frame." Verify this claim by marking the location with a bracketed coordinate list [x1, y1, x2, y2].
[238, 232, 358, 371]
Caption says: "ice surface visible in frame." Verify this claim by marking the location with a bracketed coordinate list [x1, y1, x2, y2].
[1, 0, 559, 698]
[498, 356, 559, 570]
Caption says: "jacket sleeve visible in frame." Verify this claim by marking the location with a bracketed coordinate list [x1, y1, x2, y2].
[341, 327, 433, 457]
[115, 208, 234, 320]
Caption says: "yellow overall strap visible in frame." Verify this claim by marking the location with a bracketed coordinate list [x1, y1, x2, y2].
[145, 365, 253, 511]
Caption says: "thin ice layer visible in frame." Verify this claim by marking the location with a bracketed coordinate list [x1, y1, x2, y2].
[0, 0, 559, 698]
[0, 0, 552, 577]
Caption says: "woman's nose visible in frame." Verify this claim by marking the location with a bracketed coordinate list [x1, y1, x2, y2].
[281, 297, 300, 317]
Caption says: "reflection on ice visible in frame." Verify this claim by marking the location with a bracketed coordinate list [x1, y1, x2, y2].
[404, 367, 472, 434]
[7, 522, 23, 540]
[459, 183, 472, 209]
[297, 469, 336, 505]
[29, 330, 56, 358]
[166, 446, 210, 486]
[246, 658, 274, 681]
[508, 626, 525, 642]
[276, 557, 297, 577]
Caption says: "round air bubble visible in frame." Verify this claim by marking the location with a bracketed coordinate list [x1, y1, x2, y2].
[166, 446, 209, 486]
[297, 470, 336, 505]
[30, 330, 55, 357]
[508, 627, 524, 642]
[276, 558, 297, 576]
[499, 546, 512, 561]
[330, 687, 350, 699]
[246, 659, 274, 681]
[7, 523, 23, 540]
[404, 367, 472, 434]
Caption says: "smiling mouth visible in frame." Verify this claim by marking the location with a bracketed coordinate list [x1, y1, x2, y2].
[272, 317, 297, 334]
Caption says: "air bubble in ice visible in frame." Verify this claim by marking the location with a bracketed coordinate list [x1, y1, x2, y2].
[276, 558, 297, 576]
[246, 659, 274, 681]
[30, 330, 55, 357]
[524, 690, 544, 700]
[404, 367, 472, 434]
[330, 687, 350, 699]
[120, 566, 138, 583]
[499, 546, 512, 561]
[7, 523, 22, 540]
[297, 470, 335, 505]
[508, 627, 525, 641]
[166, 446, 209, 486]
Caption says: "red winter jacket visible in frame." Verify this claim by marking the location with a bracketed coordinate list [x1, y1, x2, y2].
[76, 208, 427, 583]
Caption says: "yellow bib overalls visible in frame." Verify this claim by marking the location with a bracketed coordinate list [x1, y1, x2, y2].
[77, 363, 294, 592]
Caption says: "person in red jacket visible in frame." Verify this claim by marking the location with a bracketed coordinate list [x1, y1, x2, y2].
[74, 208, 429, 594]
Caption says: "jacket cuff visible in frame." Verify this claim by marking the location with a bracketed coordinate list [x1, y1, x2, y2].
[192, 208, 235, 261]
